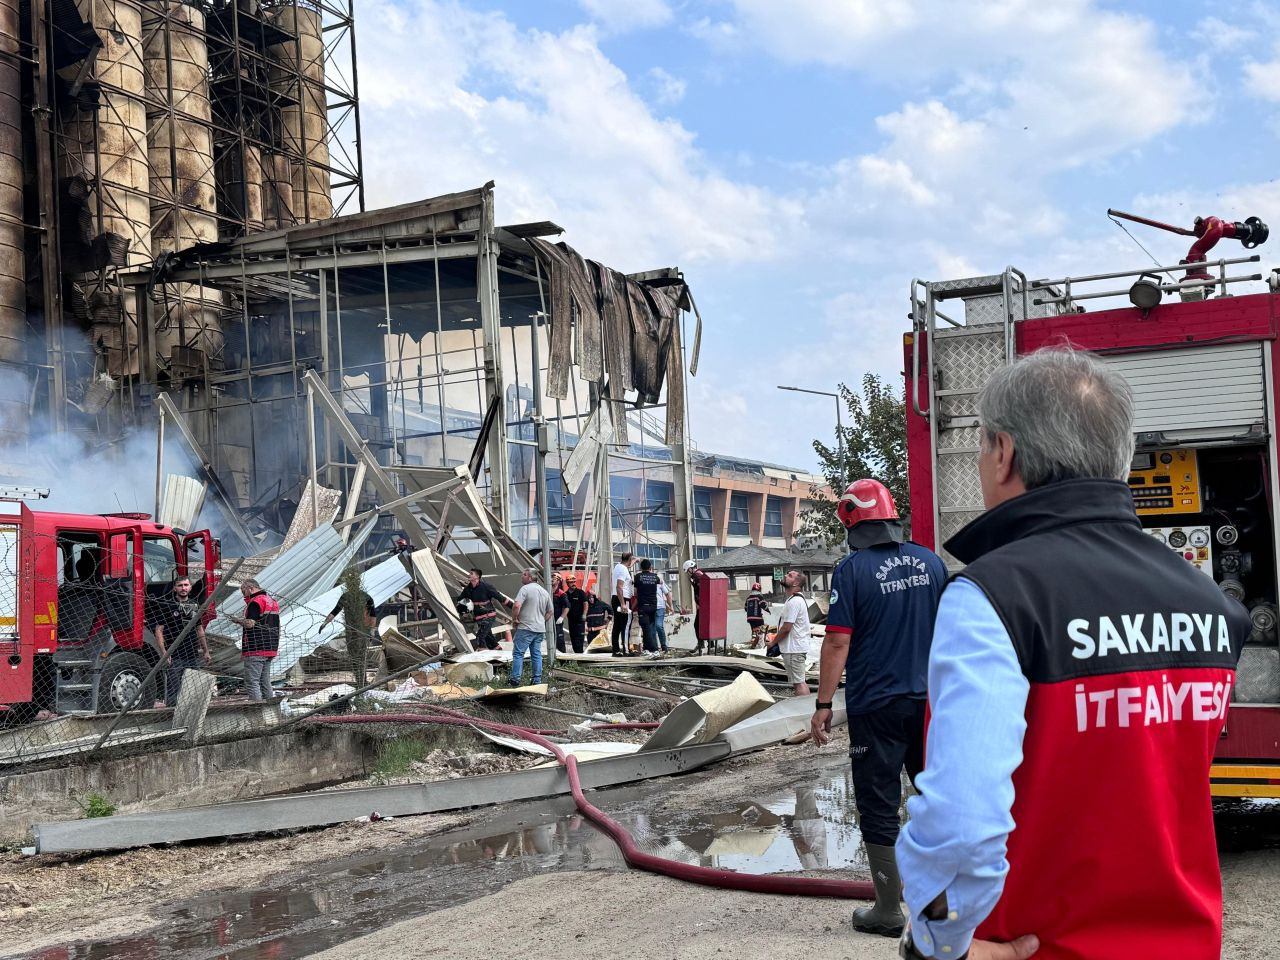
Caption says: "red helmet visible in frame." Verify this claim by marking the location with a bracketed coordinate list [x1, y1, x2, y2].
[837, 479, 899, 529]
[751, 582, 761, 591]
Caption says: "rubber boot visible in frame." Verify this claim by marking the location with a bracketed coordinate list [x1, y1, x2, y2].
[852, 843, 904, 937]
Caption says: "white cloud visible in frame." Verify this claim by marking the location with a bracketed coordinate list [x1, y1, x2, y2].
[577, 0, 672, 33]
[1198, 16, 1252, 52]
[647, 66, 687, 105]
[1245, 59, 1280, 102]
[717, 0, 1196, 168]
[357, 0, 791, 268]
[349, 1, 1224, 472]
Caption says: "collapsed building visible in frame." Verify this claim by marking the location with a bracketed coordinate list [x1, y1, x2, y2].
[6, 0, 700, 589]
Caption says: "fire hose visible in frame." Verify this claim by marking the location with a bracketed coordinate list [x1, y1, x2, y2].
[311, 705, 874, 899]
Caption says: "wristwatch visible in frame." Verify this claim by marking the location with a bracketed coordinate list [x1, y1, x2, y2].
[815, 700, 833, 710]
[900, 925, 967, 959]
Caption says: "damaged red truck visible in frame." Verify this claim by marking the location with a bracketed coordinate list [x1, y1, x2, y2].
[906, 257, 1280, 799]
[0, 499, 218, 725]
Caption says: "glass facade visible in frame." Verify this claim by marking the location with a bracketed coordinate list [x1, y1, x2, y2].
[728, 492, 751, 536]
[765, 496, 784, 538]
[645, 480, 674, 532]
[693, 488, 713, 534]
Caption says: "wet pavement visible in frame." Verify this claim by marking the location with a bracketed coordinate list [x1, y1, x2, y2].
[15, 759, 866, 960]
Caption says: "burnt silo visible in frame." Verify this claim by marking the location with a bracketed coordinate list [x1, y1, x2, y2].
[143, 0, 223, 362]
[60, 0, 152, 377]
[0, 0, 27, 441]
[268, 2, 332, 223]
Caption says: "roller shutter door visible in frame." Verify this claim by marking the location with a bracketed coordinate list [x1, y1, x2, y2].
[1104, 342, 1268, 440]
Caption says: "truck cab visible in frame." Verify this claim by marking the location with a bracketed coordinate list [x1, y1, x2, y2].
[905, 259, 1280, 798]
[0, 504, 219, 724]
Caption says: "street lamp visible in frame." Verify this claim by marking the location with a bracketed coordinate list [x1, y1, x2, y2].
[777, 384, 845, 487]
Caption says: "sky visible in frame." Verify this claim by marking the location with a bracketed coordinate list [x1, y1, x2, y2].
[351, 0, 1280, 473]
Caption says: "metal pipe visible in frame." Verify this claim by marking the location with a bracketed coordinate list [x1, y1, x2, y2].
[1106, 208, 1196, 238]
[306, 380, 318, 523]
[155, 408, 165, 520]
[1033, 272, 1264, 305]
[530, 311, 555, 668]
[1032, 255, 1259, 291]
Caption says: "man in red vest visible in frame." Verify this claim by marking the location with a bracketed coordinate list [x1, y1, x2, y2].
[896, 348, 1246, 959]
[230, 578, 281, 702]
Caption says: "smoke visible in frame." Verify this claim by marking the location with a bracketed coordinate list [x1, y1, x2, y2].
[0, 363, 217, 530]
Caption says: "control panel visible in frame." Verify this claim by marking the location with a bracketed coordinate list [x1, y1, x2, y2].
[1146, 525, 1214, 577]
[1128, 448, 1201, 515]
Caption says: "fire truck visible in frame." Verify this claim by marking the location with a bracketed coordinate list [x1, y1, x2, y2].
[905, 239, 1280, 799]
[0, 493, 219, 725]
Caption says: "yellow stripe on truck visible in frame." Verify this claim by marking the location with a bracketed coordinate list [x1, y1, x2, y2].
[1210, 763, 1280, 799]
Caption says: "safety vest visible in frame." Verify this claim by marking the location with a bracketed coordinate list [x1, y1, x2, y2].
[947, 479, 1246, 959]
[241, 590, 281, 657]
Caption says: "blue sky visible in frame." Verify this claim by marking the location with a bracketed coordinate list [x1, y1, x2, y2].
[354, 0, 1280, 471]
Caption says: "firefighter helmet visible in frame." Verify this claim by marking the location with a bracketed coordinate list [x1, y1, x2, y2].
[682, 559, 697, 572]
[837, 479, 899, 529]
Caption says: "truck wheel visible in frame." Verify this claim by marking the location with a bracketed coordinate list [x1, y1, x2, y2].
[97, 653, 156, 714]
[0, 702, 38, 728]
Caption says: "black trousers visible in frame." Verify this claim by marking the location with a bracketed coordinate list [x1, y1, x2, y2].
[848, 697, 927, 847]
[637, 608, 659, 652]
[610, 598, 630, 654]
[568, 619, 586, 654]
[475, 616, 498, 650]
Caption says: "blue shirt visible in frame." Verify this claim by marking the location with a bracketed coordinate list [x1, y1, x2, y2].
[896, 578, 1029, 958]
[826, 542, 946, 715]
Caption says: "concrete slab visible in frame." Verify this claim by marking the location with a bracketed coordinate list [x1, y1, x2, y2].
[173, 671, 216, 744]
[31, 740, 731, 854]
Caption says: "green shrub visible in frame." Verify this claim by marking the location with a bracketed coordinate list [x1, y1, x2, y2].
[83, 792, 116, 818]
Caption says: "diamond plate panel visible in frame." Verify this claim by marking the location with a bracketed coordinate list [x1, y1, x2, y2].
[935, 331, 1005, 392]
[937, 453, 983, 510]
[963, 294, 1009, 326]
[938, 395, 980, 421]
[939, 425, 984, 449]
[939, 509, 983, 570]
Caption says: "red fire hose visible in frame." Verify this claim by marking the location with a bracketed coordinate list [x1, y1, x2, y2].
[312, 706, 874, 899]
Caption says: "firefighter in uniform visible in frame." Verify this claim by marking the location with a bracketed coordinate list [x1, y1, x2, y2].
[811, 478, 945, 937]
[895, 348, 1247, 960]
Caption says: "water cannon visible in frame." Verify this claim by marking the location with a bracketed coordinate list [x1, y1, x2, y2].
[1107, 208, 1269, 283]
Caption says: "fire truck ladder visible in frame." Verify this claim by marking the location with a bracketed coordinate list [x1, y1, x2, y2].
[910, 268, 1031, 569]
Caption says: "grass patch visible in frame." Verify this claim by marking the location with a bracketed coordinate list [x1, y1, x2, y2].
[371, 737, 429, 781]
[82, 792, 116, 818]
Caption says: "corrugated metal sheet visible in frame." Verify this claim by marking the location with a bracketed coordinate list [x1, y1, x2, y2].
[1105, 343, 1267, 437]
[208, 524, 346, 640]
[158, 475, 206, 530]
[289, 556, 413, 673]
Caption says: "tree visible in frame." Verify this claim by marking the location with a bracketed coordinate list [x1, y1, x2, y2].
[798, 373, 910, 548]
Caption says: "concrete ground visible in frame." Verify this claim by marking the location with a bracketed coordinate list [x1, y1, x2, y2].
[313, 871, 886, 960]
[314, 845, 1280, 960]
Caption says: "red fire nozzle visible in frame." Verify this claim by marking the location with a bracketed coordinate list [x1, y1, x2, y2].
[1107, 208, 1269, 281]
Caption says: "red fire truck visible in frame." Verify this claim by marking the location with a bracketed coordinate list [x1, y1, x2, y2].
[905, 251, 1280, 799]
[0, 494, 219, 725]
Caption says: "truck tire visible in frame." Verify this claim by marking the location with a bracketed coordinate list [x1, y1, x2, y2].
[97, 652, 156, 714]
[0, 702, 38, 728]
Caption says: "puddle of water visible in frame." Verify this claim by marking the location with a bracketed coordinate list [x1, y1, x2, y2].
[16, 761, 865, 960]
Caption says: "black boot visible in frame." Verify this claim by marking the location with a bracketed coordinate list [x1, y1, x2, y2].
[852, 843, 904, 937]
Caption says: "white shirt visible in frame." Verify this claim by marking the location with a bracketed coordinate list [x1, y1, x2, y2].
[779, 594, 811, 654]
[657, 580, 672, 612]
[513, 582, 552, 633]
[612, 562, 633, 600]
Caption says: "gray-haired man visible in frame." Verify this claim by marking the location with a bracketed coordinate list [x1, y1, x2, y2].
[895, 348, 1246, 960]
